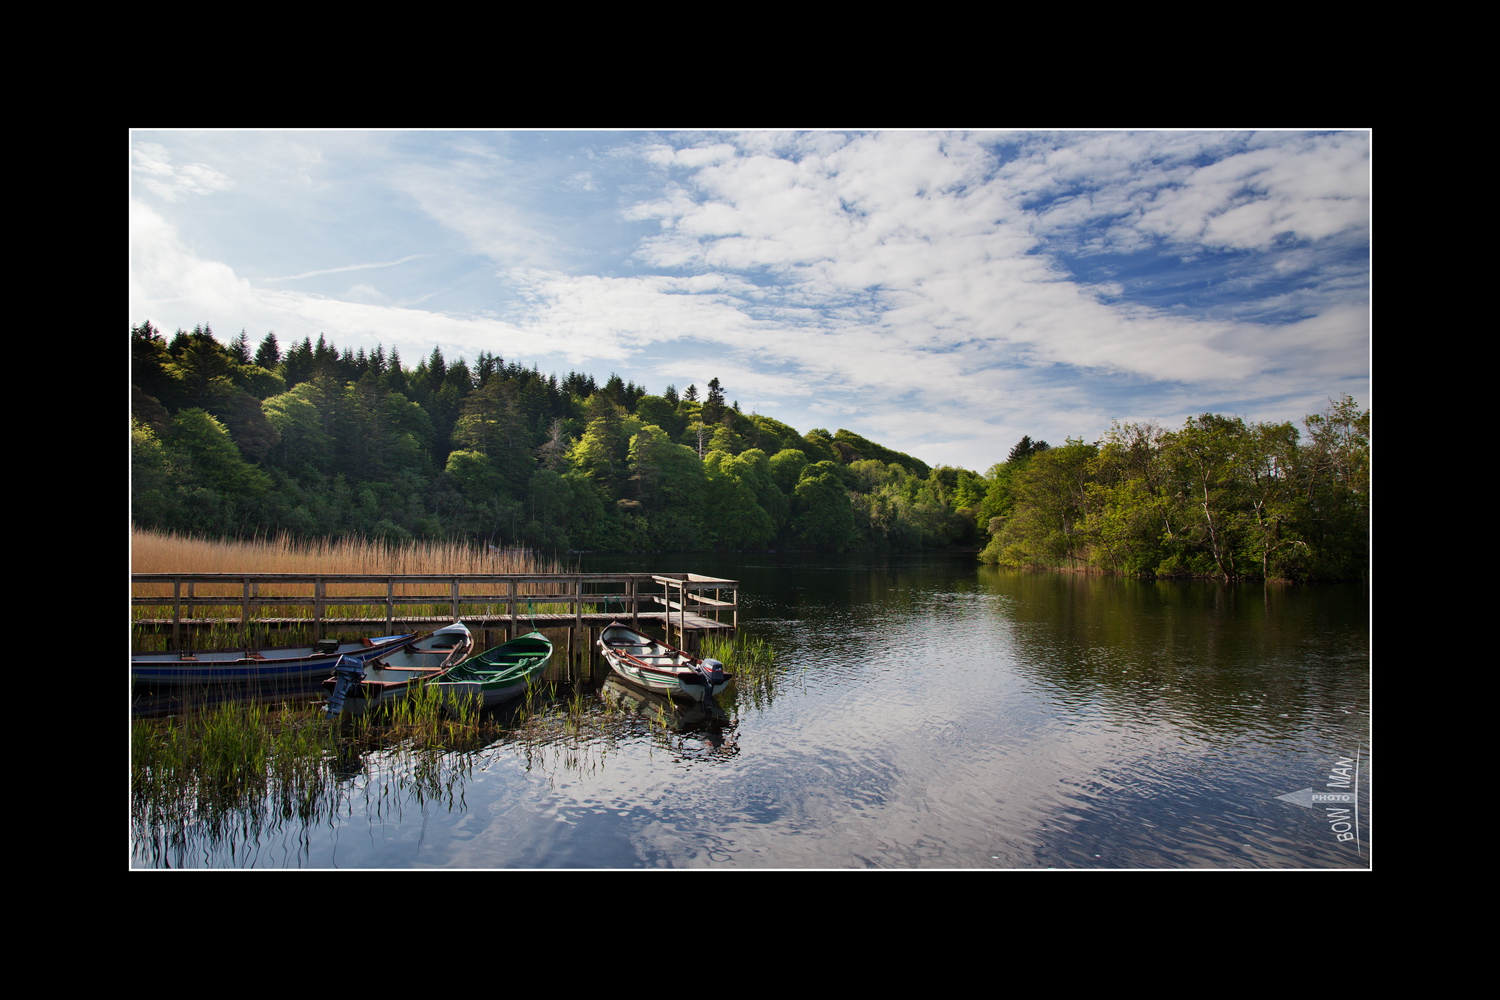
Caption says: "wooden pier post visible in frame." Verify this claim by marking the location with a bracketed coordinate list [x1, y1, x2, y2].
[240, 578, 250, 646]
[171, 578, 182, 651]
[313, 577, 326, 639]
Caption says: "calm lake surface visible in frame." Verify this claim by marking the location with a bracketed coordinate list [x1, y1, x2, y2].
[132, 552, 1370, 869]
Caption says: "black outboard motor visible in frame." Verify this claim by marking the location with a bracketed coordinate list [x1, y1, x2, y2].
[325, 655, 367, 717]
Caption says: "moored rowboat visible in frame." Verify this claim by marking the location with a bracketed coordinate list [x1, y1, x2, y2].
[597, 622, 730, 703]
[132, 631, 421, 686]
[430, 630, 553, 707]
[321, 622, 474, 716]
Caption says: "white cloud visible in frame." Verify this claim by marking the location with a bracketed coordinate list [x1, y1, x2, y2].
[392, 162, 562, 269]
[266, 255, 432, 282]
[131, 142, 232, 203]
[130, 198, 553, 366]
[1019, 131, 1370, 251]
[130, 199, 257, 318]
[607, 132, 1275, 393]
[129, 130, 1368, 471]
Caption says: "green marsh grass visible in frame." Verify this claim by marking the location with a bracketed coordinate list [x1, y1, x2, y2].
[379, 678, 490, 750]
[130, 680, 527, 867]
[132, 699, 338, 862]
[701, 632, 782, 710]
[131, 644, 744, 865]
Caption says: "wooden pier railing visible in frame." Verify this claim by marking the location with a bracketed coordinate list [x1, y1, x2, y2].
[131, 572, 738, 650]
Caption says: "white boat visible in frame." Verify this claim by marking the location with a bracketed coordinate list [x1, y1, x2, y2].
[321, 622, 474, 716]
[597, 622, 730, 703]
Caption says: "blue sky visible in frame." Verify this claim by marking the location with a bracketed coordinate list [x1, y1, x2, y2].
[129, 129, 1370, 472]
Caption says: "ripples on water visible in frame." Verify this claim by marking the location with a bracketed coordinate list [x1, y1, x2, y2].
[132, 554, 1370, 869]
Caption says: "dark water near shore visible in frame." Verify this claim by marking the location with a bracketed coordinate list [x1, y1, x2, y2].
[131, 552, 1370, 869]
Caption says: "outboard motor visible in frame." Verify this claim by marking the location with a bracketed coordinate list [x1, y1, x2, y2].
[695, 658, 727, 687]
[324, 655, 366, 717]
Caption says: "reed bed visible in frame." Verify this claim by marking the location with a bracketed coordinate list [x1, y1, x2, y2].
[131, 528, 557, 576]
[130, 529, 584, 652]
[131, 528, 564, 609]
[130, 685, 527, 867]
[131, 654, 743, 866]
[132, 699, 338, 862]
[702, 632, 784, 711]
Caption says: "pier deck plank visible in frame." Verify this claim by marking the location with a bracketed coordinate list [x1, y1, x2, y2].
[132, 610, 730, 632]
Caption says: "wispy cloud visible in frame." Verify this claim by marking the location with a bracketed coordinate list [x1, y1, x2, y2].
[131, 142, 233, 203]
[265, 255, 433, 282]
[128, 129, 1369, 470]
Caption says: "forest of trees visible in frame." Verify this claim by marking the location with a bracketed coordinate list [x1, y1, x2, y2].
[971, 401, 1370, 582]
[130, 322, 1369, 581]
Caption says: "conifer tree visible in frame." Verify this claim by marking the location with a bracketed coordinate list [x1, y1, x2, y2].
[231, 330, 253, 364]
[704, 378, 726, 426]
[255, 332, 281, 369]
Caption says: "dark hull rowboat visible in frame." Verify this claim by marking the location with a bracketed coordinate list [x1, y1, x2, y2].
[132, 632, 420, 686]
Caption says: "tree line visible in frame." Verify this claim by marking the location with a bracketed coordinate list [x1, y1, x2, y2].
[130, 322, 1368, 580]
[130, 322, 975, 554]
[973, 402, 1369, 581]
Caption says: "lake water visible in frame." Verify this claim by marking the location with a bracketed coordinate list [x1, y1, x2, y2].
[131, 552, 1370, 869]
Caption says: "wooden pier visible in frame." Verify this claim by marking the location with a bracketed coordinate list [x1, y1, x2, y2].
[131, 572, 739, 654]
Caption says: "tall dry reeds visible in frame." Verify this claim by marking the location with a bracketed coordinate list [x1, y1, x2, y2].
[131, 528, 561, 576]
[130, 529, 571, 652]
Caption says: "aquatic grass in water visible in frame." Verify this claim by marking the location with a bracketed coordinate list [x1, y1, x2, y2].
[512, 682, 596, 744]
[131, 659, 744, 866]
[379, 678, 491, 750]
[702, 632, 783, 710]
[130, 688, 514, 867]
[131, 700, 341, 864]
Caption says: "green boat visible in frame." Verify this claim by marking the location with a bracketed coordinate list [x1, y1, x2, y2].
[430, 630, 553, 707]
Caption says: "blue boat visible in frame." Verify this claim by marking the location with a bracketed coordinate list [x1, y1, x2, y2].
[132, 631, 421, 686]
